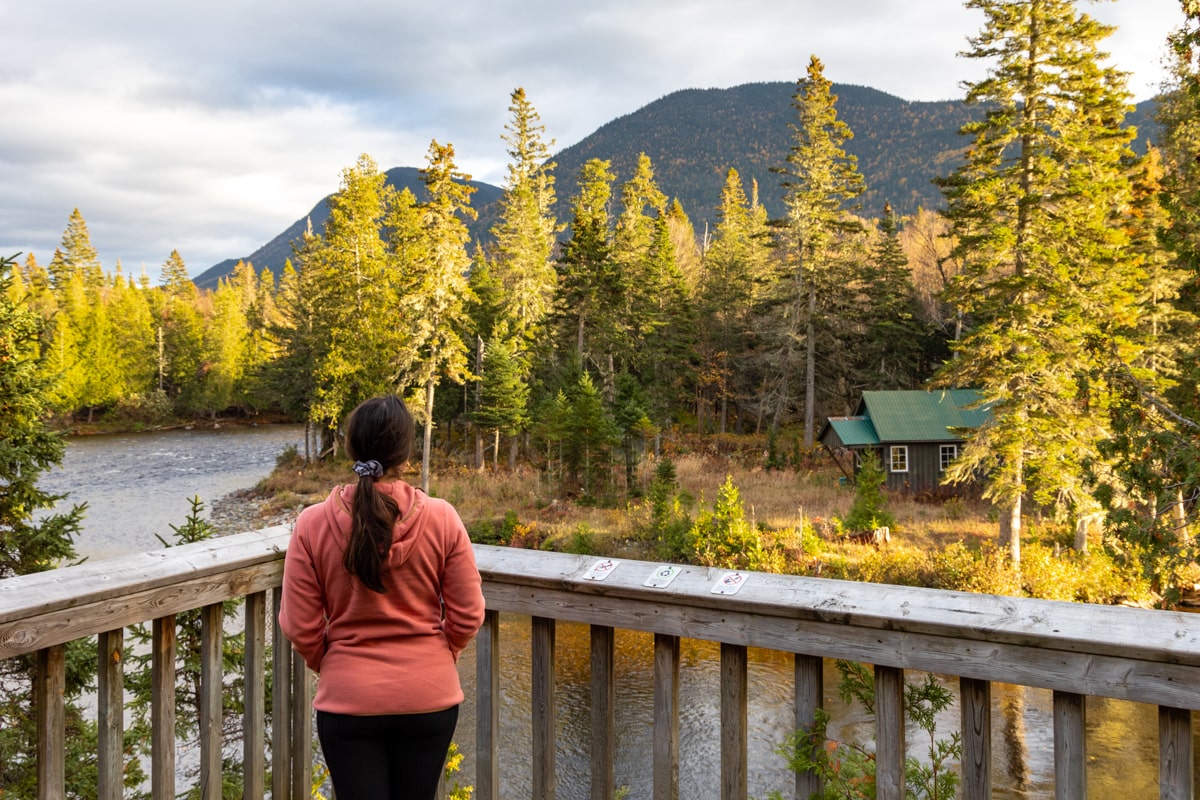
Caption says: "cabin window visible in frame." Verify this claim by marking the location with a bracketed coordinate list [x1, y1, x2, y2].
[889, 445, 908, 473]
[939, 444, 958, 472]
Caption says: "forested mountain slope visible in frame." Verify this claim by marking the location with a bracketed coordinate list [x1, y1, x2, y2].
[195, 81, 1158, 288]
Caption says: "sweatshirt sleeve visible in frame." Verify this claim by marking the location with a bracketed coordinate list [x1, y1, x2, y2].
[440, 515, 485, 659]
[278, 522, 328, 673]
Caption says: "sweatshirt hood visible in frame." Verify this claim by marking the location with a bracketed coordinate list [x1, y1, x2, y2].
[325, 480, 427, 569]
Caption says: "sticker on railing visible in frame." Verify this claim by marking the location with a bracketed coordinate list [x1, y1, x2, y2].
[711, 571, 747, 595]
[644, 564, 681, 588]
[582, 558, 619, 581]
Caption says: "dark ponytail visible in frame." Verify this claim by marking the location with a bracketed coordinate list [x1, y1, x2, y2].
[342, 395, 414, 593]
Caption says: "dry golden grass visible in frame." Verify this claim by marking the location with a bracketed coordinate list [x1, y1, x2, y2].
[254, 448, 997, 558]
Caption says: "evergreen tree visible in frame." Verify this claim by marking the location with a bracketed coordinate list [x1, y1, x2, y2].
[290, 155, 403, 449]
[933, 0, 1139, 566]
[611, 153, 668, 385]
[854, 204, 929, 391]
[396, 141, 477, 492]
[1089, 7, 1200, 594]
[490, 88, 560, 351]
[156, 252, 209, 415]
[556, 158, 620, 365]
[699, 169, 772, 433]
[470, 331, 530, 470]
[767, 55, 866, 445]
[0, 253, 122, 794]
[49, 208, 103, 292]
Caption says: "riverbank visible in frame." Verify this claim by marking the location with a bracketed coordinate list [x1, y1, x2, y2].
[228, 448, 1162, 608]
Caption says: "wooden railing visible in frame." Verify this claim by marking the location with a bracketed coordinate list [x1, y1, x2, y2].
[2, 526, 1200, 799]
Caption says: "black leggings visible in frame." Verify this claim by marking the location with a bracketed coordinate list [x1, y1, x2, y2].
[316, 706, 459, 800]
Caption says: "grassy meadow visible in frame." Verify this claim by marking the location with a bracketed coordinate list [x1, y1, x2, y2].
[253, 434, 1159, 608]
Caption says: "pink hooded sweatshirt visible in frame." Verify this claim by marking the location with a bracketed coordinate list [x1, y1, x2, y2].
[279, 480, 485, 715]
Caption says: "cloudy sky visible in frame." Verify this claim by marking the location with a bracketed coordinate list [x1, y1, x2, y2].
[2, 0, 1186, 282]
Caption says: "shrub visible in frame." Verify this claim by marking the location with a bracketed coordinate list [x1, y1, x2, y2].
[688, 475, 786, 572]
[843, 450, 895, 532]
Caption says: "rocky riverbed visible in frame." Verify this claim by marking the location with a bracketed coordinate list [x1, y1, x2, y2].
[207, 487, 301, 535]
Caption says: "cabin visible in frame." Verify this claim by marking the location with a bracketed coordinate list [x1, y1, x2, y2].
[817, 389, 989, 494]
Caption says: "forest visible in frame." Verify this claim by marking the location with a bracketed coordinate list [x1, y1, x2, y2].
[5, 0, 1200, 587]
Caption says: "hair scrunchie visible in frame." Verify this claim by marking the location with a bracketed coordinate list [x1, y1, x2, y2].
[352, 459, 384, 480]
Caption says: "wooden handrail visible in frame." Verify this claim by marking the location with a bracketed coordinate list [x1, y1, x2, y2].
[1, 528, 1198, 799]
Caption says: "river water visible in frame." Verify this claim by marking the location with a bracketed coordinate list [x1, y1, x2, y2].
[38, 426, 1166, 798]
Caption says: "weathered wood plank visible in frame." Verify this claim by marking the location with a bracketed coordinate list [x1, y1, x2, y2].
[97, 628, 123, 800]
[243, 591, 266, 800]
[795, 654, 823, 800]
[291, 653, 313, 800]
[654, 633, 679, 800]
[482, 582, 1200, 708]
[875, 665, 905, 800]
[591, 625, 615, 800]
[1159, 705, 1192, 800]
[720, 643, 747, 800]
[476, 610, 500, 800]
[200, 603, 223, 800]
[0, 525, 292, 622]
[36, 644, 65, 800]
[152, 615, 176, 799]
[0, 561, 284, 660]
[532, 616, 556, 800]
[272, 588, 292, 800]
[960, 677, 992, 800]
[473, 545, 1200, 668]
[1053, 691, 1086, 800]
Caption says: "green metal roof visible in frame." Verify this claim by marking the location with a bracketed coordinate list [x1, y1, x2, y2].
[823, 416, 880, 447]
[858, 389, 988, 443]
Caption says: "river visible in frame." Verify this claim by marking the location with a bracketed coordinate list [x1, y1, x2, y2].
[38, 425, 1165, 798]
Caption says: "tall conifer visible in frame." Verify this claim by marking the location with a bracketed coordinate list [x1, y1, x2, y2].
[768, 55, 865, 445]
[934, 0, 1138, 565]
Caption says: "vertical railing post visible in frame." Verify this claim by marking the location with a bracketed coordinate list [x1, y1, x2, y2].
[1053, 691, 1086, 800]
[720, 643, 747, 800]
[1159, 705, 1193, 800]
[291, 651, 313, 800]
[152, 615, 177, 798]
[960, 677, 992, 800]
[272, 587, 293, 800]
[243, 591, 267, 800]
[795, 654, 823, 800]
[200, 603, 224, 800]
[532, 615, 556, 800]
[35, 643, 66, 800]
[476, 609, 500, 800]
[97, 628, 124, 800]
[875, 665, 905, 800]
[653, 633, 680, 800]
[591, 625, 616, 800]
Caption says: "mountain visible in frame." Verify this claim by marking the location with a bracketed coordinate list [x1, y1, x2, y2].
[194, 81, 1160, 288]
[193, 167, 504, 289]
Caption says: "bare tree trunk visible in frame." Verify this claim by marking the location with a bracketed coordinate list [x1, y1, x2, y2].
[422, 379, 435, 494]
[803, 289, 817, 449]
[998, 495, 1022, 570]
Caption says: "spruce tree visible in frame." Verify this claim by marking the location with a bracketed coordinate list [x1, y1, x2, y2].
[934, 0, 1139, 566]
[556, 158, 620, 364]
[854, 204, 929, 391]
[0, 253, 116, 794]
[490, 88, 560, 352]
[396, 141, 477, 492]
[699, 169, 771, 433]
[767, 55, 865, 445]
[302, 154, 402, 441]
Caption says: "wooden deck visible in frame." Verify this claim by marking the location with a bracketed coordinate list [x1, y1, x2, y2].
[2, 526, 1199, 799]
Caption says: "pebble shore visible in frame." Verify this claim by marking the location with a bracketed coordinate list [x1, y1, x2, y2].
[208, 488, 299, 536]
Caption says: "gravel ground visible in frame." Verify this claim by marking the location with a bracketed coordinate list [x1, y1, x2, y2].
[207, 488, 300, 536]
